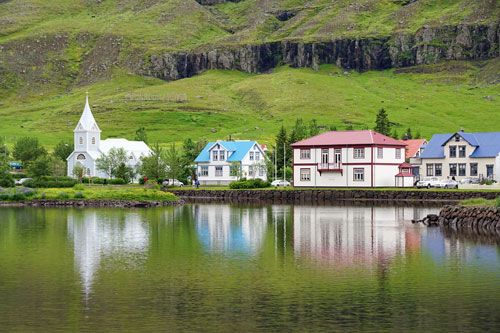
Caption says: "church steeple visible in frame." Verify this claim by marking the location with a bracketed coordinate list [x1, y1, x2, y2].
[74, 93, 101, 152]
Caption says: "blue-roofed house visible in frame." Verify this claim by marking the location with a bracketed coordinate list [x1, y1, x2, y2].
[194, 140, 268, 185]
[420, 131, 500, 181]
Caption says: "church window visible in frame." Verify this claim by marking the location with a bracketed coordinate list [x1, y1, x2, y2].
[77, 154, 86, 160]
[92, 137, 96, 145]
[129, 155, 134, 159]
[87, 168, 91, 176]
[79, 137, 83, 145]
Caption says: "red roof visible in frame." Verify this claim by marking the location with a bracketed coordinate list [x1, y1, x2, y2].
[403, 139, 427, 159]
[399, 162, 413, 168]
[291, 130, 407, 147]
[395, 172, 414, 177]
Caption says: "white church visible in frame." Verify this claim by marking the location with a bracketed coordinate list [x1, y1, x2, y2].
[67, 94, 152, 180]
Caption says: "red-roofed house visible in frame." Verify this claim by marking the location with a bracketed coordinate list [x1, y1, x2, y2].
[403, 139, 427, 179]
[291, 130, 408, 188]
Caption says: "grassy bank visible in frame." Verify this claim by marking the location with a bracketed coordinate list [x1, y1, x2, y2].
[0, 186, 179, 202]
[459, 198, 497, 207]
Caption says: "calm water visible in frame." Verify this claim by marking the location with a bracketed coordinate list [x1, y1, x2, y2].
[1, 204, 500, 331]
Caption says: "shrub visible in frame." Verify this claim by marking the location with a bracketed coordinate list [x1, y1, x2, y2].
[26, 176, 78, 188]
[0, 174, 14, 187]
[107, 178, 126, 185]
[73, 183, 85, 191]
[74, 192, 85, 199]
[139, 177, 146, 185]
[229, 179, 271, 189]
[0, 187, 35, 201]
[57, 192, 70, 199]
[12, 173, 27, 179]
[145, 180, 160, 190]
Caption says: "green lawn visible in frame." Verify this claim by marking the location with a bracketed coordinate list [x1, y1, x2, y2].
[35, 187, 179, 202]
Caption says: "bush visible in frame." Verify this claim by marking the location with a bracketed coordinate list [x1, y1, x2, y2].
[107, 178, 126, 185]
[139, 177, 146, 185]
[25, 176, 78, 188]
[57, 192, 70, 199]
[0, 174, 15, 187]
[145, 180, 160, 190]
[73, 183, 85, 191]
[229, 178, 271, 189]
[0, 187, 35, 201]
[12, 173, 27, 179]
[74, 192, 85, 199]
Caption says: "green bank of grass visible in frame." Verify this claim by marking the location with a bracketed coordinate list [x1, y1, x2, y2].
[35, 187, 179, 202]
[1, 61, 499, 150]
[459, 198, 497, 206]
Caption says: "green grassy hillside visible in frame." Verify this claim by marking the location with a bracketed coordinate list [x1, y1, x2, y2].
[1, 61, 499, 149]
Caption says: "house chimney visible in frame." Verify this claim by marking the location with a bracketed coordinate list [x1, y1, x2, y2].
[460, 128, 464, 133]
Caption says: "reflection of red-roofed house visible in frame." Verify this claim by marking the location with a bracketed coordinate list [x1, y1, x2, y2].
[403, 139, 427, 179]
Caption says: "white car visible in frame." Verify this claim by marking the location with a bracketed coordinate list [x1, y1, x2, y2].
[435, 179, 459, 189]
[415, 177, 439, 189]
[15, 178, 33, 186]
[271, 180, 291, 187]
[163, 179, 184, 187]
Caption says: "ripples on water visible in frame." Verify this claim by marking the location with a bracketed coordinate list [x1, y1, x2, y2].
[1, 204, 500, 331]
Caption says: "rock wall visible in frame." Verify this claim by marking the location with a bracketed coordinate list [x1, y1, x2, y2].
[437, 205, 500, 237]
[23, 199, 184, 208]
[170, 189, 498, 204]
[142, 24, 500, 80]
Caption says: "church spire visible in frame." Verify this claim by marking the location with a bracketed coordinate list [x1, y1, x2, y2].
[75, 92, 101, 132]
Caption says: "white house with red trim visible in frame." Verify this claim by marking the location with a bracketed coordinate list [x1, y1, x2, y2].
[291, 130, 408, 188]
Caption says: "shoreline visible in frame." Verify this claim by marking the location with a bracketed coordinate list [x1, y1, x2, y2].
[0, 198, 185, 208]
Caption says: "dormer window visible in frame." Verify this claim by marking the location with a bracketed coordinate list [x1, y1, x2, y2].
[92, 137, 96, 145]
[129, 155, 134, 160]
[220, 150, 225, 161]
[79, 137, 83, 145]
[455, 135, 460, 142]
[212, 151, 218, 161]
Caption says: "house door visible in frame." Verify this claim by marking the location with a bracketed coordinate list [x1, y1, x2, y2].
[334, 149, 341, 168]
[487, 165, 494, 179]
[322, 149, 329, 168]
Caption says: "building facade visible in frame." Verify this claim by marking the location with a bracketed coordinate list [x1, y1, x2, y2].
[67, 95, 151, 180]
[403, 139, 427, 178]
[419, 131, 500, 181]
[291, 130, 407, 188]
[195, 140, 268, 185]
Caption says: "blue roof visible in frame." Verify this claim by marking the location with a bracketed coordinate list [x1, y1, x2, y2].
[420, 132, 500, 159]
[194, 141, 258, 162]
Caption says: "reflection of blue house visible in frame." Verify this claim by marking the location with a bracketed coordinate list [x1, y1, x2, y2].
[194, 205, 267, 255]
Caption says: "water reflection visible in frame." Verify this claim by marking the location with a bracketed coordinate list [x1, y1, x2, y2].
[67, 210, 150, 298]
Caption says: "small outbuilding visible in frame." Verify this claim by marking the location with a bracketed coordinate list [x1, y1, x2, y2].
[395, 162, 415, 188]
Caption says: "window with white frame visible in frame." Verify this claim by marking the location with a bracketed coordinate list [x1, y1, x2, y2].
[377, 148, 383, 159]
[354, 168, 364, 181]
[300, 149, 311, 159]
[249, 166, 254, 176]
[255, 152, 260, 161]
[79, 137, 83, 145]
[77, 154, 86, 160]
[249, 152, 254, 161]
[200, 166, 208, 176]
[300, 168, 310, 181]
[259, 166, 264, 176]
[215, 166, 223, 177]
[220, 150, 225, 161]
[212, 150, 218, 161]
[92, 137, 96, 145]
[395, 148, 401, 159]
[426, 164, 434, 176]
[354, 148, 364, 159]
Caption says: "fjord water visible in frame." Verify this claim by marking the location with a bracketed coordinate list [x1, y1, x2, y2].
[1, 204, 500, 331]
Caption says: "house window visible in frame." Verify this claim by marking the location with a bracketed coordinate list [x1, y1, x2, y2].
[79, 137, 83, 145]
[459, 146, 466, 158]
[259, 166, 264, 177]
[396, 148, 401, 160]
[220, 150, 225, 161]
[200, 166, 208, 177]
[354, 148, 364, 159]
[449, 164, 457, 176]
[77, 154, 86, 160]
[92, 137, 95, 145]
[249, 166, 254, 177]
[426, 164, 434, 176]
[300, 169, 310, 181]
[300, 149, 311, 159]
[354, 168, 364, 181]
[455, 135, 460, 142]
[470, 163, 478, 177]
[377, 148, 383, 159]
[212, 151, 218, 161]
[87, 168, 91, 176]
[435, 164, 442, 177]
[215, 166, 223, 177]
[458, 163, 466, 176]
[255, 152, 260, 161]
[449, 146, 456, 158]
[249, 152, 254, 161]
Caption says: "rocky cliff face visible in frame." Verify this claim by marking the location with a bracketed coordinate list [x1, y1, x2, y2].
[140, 23, 500, 81]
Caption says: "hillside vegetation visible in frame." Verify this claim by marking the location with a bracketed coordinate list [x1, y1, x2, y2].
[1, 0, 500, 148]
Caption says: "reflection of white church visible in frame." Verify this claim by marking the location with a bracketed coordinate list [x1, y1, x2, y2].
[67, 94, 152, 179]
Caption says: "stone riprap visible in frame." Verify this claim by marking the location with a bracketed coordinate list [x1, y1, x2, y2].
[437, 205, 500, 236]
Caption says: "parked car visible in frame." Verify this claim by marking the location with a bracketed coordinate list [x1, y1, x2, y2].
[435, 179, 459, 189]
[15, 178, 33, 186]
[415, 177, 440, 189]
[271, 179, 291, 187]
[9, 161, 23, 169]
[460, 177, 480, 184]
[163, 179, 184, 187]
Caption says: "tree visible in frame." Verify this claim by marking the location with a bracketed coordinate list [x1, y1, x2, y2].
[53, 140, 74, 162]
[275, 125, 287, 178]
[402, 128, 413, 140]
[329, 125, 337, 131]
[391, 128, 399, 140]
[134, 127, 148, 143]
[0, 137, 8, 158]
[96, 147, 128, 178]
[308, 119, 320, 137]
[26, 155, 52, 179]
[0, 154, 14, 187]
[346, 124, 353, 130]
[13, 137, 46, 167]
[414, 130, 421, 139]
[50, 157, 66, 179]
[115, 162, 136, 183]
[230, 161, 242, 180]
[138, 143, 168, 182]
[293, 118, 308, 141]
[165, 144, 186, 181]
[374, 108, 391, 136]
[183, 137, 207, 163]
[72, 164, 84, 181]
